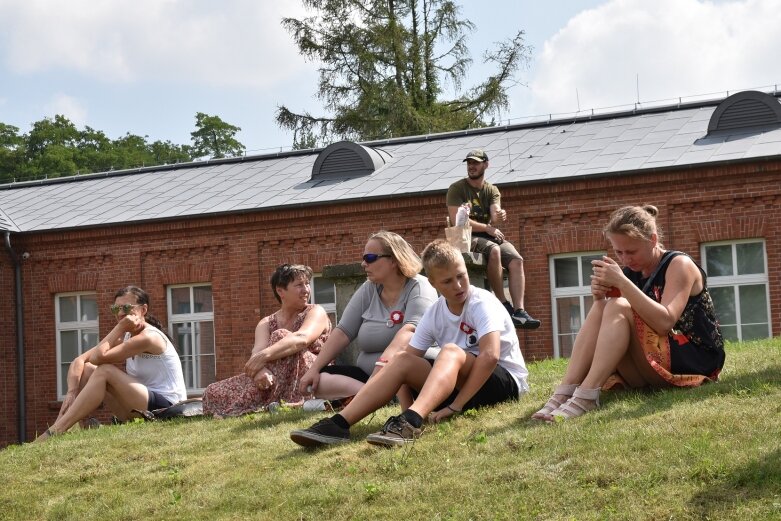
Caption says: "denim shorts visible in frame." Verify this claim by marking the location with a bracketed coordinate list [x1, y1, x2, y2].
[147, 390, 175, 411]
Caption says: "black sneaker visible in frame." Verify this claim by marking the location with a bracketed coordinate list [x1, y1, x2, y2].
[365, 415, 422, 447]
[502, 301, 514, 317]
[290, 417, 350, 448]
[512, 309, 541, 329]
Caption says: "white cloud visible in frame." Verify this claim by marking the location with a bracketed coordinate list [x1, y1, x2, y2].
[0, 0, 310, 88]
[45, 94, 88, 126]
[530, 0, 781, 115]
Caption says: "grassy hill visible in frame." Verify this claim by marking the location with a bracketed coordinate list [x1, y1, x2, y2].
[3, 338, 780, 520]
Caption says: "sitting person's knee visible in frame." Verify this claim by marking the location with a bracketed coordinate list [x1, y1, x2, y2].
[487, 247, 501, 264]
[603, 296, 632, 315]
[508, 257, 523, 270]
[438, 343, 467, 362]
[93, 364, 116, 377]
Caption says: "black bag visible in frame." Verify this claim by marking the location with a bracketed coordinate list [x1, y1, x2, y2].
[133, 398, 204, 421]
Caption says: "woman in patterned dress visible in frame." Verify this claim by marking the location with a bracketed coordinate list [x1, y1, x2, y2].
[532, 204, 725, 421]
[202, 264, 331, 417]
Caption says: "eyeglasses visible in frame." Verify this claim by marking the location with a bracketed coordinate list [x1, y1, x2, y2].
[362, 253, 392, 264]
[110, 303, 140, 316]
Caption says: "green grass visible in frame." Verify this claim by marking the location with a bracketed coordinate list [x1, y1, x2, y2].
[4, 338, 781, 520]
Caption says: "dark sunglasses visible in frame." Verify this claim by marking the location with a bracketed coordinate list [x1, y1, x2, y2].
[110, 303, 141, 316]
[362, 253, 392, 264]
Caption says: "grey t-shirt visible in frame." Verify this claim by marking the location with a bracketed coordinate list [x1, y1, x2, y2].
[336, 274, 438, 375]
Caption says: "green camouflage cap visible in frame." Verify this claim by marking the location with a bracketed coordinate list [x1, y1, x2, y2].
[463, 149, 488, 162]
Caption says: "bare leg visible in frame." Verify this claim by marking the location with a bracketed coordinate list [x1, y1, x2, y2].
[580, 298, 636, 389]
[373, 342, 414, 410]
[561, 299, 607, 385]
[55, 363, 97, 423]
[532, 299, 606, 419]
[619, 331, 668, 388]
[485, 247, 506, 303]
[40, 365, 149, 438]
[507, 258, 526, 310]
[408, 345, 474, 417]
[314, 373, 365, 400]
[339, 351, 432, 425]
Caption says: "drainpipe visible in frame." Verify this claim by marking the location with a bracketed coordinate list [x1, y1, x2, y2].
[4, 232, 25, 443]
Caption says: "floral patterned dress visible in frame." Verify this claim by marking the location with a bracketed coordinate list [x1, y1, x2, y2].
[202, 304, 330, 417]
[620, 251, 725, 388]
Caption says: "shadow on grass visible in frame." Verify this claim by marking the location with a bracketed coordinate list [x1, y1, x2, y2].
[687, 447, 781, 517]
[226, 409, 321, 434]
[595, 364, 781, 423]
[477, 363, 781, 437]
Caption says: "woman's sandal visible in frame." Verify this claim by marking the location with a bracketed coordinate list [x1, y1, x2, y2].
[531, 384, 577, 420]
[549, 387, 600, 421]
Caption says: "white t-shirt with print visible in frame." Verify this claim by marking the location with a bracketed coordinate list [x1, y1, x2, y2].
[409, 286, 529, 394]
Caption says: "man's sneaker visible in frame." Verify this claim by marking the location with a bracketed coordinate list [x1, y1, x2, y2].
[290, 417, 350, 448]
[502, 301, 514, 317]
[512, 309, 541, 329]
[365, 415, 422, 447]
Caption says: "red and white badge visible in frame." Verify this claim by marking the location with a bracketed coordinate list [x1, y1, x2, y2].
[460, 322, 475, 334]
[386, 310, 405, 328]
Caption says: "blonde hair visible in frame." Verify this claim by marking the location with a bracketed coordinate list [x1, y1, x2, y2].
[421, 239, 462, 274]
[369, 231, 422, 279]
[604, 204, 664, 247]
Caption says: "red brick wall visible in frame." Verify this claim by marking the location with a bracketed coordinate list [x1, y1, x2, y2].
[2, 159, 779, 445]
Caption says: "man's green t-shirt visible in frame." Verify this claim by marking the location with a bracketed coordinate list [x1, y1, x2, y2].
[446, 178, 501, 237]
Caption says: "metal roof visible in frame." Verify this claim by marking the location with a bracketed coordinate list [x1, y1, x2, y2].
[0, 207, 19, 233]
[2, 91, 781, 233]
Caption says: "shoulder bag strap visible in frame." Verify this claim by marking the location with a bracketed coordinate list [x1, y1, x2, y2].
[642, 251, 681, 293]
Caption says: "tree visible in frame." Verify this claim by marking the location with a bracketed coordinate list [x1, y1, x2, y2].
[276, 0, 530, 147]
[21, 115, 82, 179]
[190, 112, 246, 159]
[0, 123, 24, 183]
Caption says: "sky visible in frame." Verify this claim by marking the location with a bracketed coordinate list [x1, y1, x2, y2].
[1, 0, 780, 155]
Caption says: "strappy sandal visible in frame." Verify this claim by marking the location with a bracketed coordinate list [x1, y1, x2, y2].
[549, 387, 600, 421]
[531, 384, 577, 420]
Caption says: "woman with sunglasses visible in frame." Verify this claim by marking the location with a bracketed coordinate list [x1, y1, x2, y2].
[201, 264, 331, 417]
[36, 286, 186, 441]
[299, 231, 438, 404]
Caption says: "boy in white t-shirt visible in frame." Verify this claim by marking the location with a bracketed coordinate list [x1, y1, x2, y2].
[290, 239, 529, 448]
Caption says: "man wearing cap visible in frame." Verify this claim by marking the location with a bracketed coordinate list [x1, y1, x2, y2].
[446, 149, 540, 329]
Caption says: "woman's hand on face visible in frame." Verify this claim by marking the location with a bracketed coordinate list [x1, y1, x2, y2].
[119, 313, 145, 335]
[299, 367, 319, 395]
[254, 368, 274, 390]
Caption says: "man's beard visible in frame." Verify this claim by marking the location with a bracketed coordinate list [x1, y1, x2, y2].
[468, 171, 484, 180]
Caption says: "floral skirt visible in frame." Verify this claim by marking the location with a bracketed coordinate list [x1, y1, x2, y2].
[202, 329, 317, 417]
[603, 312, 723, 390]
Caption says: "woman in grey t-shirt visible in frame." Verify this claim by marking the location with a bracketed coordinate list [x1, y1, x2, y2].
[299, 231, 437, 401]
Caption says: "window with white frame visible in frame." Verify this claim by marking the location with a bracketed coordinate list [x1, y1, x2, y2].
[56, 292, 99, 399]
[702, 240, 770, 342]
[311, 275, 338, 327]
[167, 284, 216, 392]
[550, 252, 605, 358]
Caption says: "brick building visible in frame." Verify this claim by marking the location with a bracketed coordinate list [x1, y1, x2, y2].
[1, 90, 779, 445]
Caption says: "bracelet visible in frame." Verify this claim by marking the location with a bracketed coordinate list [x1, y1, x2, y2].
[446, 404, 462, 413]
[375, 357, 389, 367]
